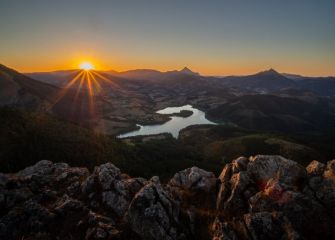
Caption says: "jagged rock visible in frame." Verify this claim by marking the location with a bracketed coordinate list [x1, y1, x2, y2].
[169, 166, 217, 192]
[306, 160, 326, 176]
[85, 211, 120, 240]
[213, 155, 335, 240]
[212, 217, 239, 240]
[96, 163, 121, 190]
[168, 167, 217, 239]
[247, 155, 307, 189]
[127, 177, 187, 240]
[304, 159, 335, 219]
[102, 177, 146, 216]
[81, 163, 146, 217]
[0, 157, 335, 240]
[17, 160, 54, 178]
[220, 171, 255, 217]
[81, 174, 96, 195]
[232, 157, 249, 173]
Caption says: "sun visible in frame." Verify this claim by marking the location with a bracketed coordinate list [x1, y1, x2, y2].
[79, 62, 94, 71]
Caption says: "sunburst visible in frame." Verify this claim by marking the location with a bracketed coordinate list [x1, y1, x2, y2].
[47, 64, 122, 127]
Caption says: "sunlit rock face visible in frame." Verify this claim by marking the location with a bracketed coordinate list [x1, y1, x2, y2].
[214, 155, 335, 240]
[0, 155, 334, 240]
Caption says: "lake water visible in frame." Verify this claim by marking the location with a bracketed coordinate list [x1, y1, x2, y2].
[117, 104, 216, 138]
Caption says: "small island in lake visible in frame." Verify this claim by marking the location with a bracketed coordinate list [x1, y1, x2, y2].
[170, 110, 193, 118]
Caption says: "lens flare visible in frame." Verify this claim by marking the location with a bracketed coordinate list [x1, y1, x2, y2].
[79, 62, 94, 71]
[47, 67, 122, 130]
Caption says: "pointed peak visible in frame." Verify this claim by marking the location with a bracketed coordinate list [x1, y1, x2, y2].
[181, 67, 192, 72]
[258, 68, 281, 76]
[267, 68, 279, 74]
[180, 67, 199, 75]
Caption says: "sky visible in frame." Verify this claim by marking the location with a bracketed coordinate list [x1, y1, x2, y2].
[0, 0, 334, 76]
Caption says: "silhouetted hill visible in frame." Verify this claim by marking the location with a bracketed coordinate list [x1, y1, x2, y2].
[1, 64, 107, 127]
[28, 67, 201, 84]
[219, 69, 295, 91]
[207, 94, 335, 134]
[179, 124, 328, 166]
[0, 64, 58, 110]
[296, 77, 335, 96]
[25, 69, 81, 87]
[27, 67, 335, 97]
[216, 69, 335, 96]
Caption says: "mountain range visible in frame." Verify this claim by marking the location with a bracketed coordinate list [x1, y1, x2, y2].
[1, 63, 335, 136]
[26, 66, 335, 96]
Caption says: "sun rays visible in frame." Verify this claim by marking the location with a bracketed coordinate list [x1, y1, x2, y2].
[48, 68, 122, 126]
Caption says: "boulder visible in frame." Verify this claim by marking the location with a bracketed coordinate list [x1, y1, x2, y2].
[81, 163, 146, 216]
[213, 155, 335, 240]
[127, 177, 187, 240]
[169, 166, 217, 192]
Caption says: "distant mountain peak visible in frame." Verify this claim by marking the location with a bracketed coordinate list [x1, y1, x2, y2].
[257, 68, 284, 77]
[180, 67, 199, 75]
[268, 68, 278, 73]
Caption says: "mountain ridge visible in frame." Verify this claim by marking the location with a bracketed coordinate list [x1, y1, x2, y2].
[0, 64, 58, 110]
[24, 65, 335, 97]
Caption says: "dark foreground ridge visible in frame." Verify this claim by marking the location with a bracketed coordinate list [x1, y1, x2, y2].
[0, 155, 334, 240]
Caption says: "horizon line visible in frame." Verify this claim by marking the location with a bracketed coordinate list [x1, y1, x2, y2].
[1, 63, 334, 78]
[22, 67, 334, 78]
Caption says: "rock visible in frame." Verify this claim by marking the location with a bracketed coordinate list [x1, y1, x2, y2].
[211, 217, 239, 240]
[0, 156, 335, 240]
[214, 155, 335, 240]
[305, 159, 335, 219]
[102, 190, 129, 216]
[168, 167, 217, 239]
[85, 211, 119, 240]
[81, 162, 146, 216]
[169, 166, 217, 192]
[247, 155, 307, 190]
[54, 194, 84, 214]
[127, 178, 187, 240]
[306, 160, 326, 176]
[218, 171, 256, 217]
[17, 160, 54, 178]
[67, 180, 81, 196]
[232, 156, 249, 173]
[55, 167, 89, 183]
[95, 163, 121, 190]
[81, 175, 96, 195]
[218, 163, 233, 183]
[5, 187, 33, 208]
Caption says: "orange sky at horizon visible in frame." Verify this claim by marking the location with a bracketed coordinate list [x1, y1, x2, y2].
[2, 55, 334, 77]
[1, 1, 334, 77]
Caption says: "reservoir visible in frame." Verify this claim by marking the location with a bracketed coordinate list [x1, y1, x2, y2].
[117, 104, 216, 138]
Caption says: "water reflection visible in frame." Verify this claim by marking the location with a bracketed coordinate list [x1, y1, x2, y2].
[118, 105, 216, 138]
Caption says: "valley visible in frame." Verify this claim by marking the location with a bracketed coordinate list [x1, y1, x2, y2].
[23, 65, 335, 137]
[1, 63, 335, 178]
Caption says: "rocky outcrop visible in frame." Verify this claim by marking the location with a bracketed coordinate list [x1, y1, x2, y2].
[0, 155, 334, 240]
[213, 155, 335, 240]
